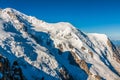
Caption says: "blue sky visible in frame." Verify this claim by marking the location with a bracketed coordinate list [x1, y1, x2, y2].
[0, 0, 120, 40]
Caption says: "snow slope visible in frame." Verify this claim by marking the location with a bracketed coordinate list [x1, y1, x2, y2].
[0, 8, 120, 80]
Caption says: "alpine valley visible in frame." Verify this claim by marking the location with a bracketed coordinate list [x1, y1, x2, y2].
[0, 8, 120, 80]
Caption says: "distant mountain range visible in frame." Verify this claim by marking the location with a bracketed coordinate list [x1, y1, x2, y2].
[112, 40, 120, 46]
[0, 8, 120, 80]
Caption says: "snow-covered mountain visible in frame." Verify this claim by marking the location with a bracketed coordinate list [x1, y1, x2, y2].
[0, 8, 120, 80]
[112, 40, 120, 56]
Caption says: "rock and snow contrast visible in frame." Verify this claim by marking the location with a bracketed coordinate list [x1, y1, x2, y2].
[112, 40, 120, 58]
[0, 8, 120, 80]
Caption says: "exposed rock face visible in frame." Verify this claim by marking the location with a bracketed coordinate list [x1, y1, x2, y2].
[107, 40, 120, 63]
[11, 61, 24, 80]
[0, 55, 10, 80]
[59, 66, 73, 80]
[0, 55, 24, 80]
[70, 51, 101, 80]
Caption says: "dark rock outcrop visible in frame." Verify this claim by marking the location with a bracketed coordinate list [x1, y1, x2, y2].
[0, 55, 24, 80]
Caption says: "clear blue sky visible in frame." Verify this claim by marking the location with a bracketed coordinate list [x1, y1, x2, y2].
[0, 0, 120, 40]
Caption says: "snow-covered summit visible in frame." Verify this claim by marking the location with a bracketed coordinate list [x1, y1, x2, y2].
[0, 8, 120, 80]
[88, 33, 108, 40]
[2, 8, 15, 12]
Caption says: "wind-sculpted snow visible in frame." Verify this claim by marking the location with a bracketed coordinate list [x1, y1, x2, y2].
[0, 8, 120, 80]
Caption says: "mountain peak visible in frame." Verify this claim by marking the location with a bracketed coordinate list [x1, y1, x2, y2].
[1, 8, 20, 15]
[3, 8, 14, 12]
[88, 33, 108, 41]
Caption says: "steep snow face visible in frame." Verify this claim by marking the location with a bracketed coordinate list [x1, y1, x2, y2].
[0, 8, 120, 80]
[0, 8, 60, 80]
